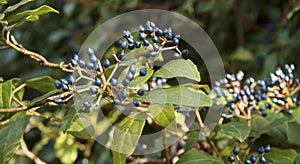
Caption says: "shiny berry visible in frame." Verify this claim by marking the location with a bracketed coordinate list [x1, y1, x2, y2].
[70, 59, 78, 67]
[54, 81, 61, 89]
[61, 83, 69, 92]
[90, 87, 98, 94]
[258, 147, 265, 154]
[129, 66, 136, 74]
[173, 38, 179, 45]
[126, 72, 134, 81]
[143, 40, 150, 47]
[261, 111, 267, 117]
[264, 145, 271, 153]
[233, 146, 239, 155]
[121, 91, 128, 99]
[137, 89, 145, 96]
[83, 101, 91, 109]
[95, 77, 102, 86]
[54, 98, 63, 104]
[182, 49, 189, 55]
[165, 32, 172, 40]
[139, 68, 147, 76]
[153, 44, 160, 51]
[87, 62, 94, 70]
[228, 156, 235, 162]
[118, 53, 124, 60]
[139, 25, 145, 32]
[87, 47, 95, 56]
[245, 160, 251, 164]
[128, 43, 135, 50]
[114, 98, 121, 105]
[152, 36, 159, 43]
[133, 99, 140, 107]
[68, 76, 75, 85]
[102, 59, 110, 68]
[79, 60, 86, 68]
[60, 78, 68, 85]
[135, 41, 141, 48]
[90, 55, 98, 63]
[110, 78, 118, 86]
[72, 54, 79, 61]
[259, 156, 266, 164]
[139, 33, 146, 40]
[250, 155, 256, 163]
[118, 40, 127, 49]
[221, 113, 227, 118]
[122, 79, 130, 86]
[150, 51, 157, 57]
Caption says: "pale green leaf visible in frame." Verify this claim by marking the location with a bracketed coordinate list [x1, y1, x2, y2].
[0, 80, 13, 108]
[287, 122, 300, 146]
[287, 2, 300, 20]
[154, 59, 201, 82]
[149, 104, 176, 128]
[138, 86, 211, 107]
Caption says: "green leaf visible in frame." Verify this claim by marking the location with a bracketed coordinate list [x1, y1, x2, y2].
[0, 13, 5, 20]
[138, 86, 211, 107]
[177, 149, 224, 164]
[219, 121, 250, 142]
[287, 2, 300, 20]
[154, 59, 201, 82]
[0, 112, 29, 163]
[129, 68, 153, 87]
[29, 89, 61, 106]
[0, 80, 13, 108]
[294, 154, 300, 164]
[264, 147, 297, 164]
[287, 122, 300, 146]
[251, 111, 289, 140]
[61, 105, 77, 132]
[12, 78, 25, 101]
[25, 76, 57, 93]
[110, 112, 146, 158]
[112, 151, 127, 164]
[149, 104, 176, 128]
[7, 5, 59, 23]
[54, 133, 78, 164]
[3, 0, 33, 13]
[67, 118, 92, 140]
[7, 15, 39, 30]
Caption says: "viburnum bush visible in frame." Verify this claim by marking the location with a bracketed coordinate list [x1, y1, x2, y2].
[0, 1, 300, 164]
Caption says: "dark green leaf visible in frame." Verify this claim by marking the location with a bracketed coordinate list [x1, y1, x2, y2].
[149, 104, 176, 129]
[61, 105, 77, 132]
[287, 122, 300, 146]
[110, 112, 146, 157]
[154, 59, 201, 82]
[130, 68, 153, 87]
[219, 121, 250, 142]
[138, 86, 211, 107]
[0, 80, 13, 108]
[7, 5, 59, 23]
[177, 149, 224, 164]
[29, 89, 61, 106]
[251, 111, 289, 140]
[12, 78, 25, 101]
[3, 0, 33, 13]
[0, 112, 29, 163]
[264, 147, 297, 164]
[25, 76, 57, 93]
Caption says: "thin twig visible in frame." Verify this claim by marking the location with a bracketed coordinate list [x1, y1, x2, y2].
[20, 136, 46, 164]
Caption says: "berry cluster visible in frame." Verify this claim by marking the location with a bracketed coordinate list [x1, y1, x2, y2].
[228, 145, 272, 164]
[213, 64, 300, 121]
[53, 21, 190, 113]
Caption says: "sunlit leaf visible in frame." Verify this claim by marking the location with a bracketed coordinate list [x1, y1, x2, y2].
[177, 149, 224, 164]
[3, 0, 33, 13]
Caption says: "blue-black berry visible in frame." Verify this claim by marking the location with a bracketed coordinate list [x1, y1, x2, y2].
[261, 111, 267, 117]
[233, 146, 239, 155]
[126, 72, 134, 81]
[122, 79, 130, 86]
[143, 40, 150, 47]
[182, 49, 189, 55]
[54, 98, 63, 104]
[137, 89, 145, 96]
[152, 35, 158, 43]
[264, 145, 271, 153]
[79, 60, 86, 68]
[90, 87, 98, 94]
[60, 78, 68, 85]
[244, 160, 251, 164]
[61, 83, 69, 92]
[90, 54, 98, 63]
[70, 59, 78, 67]
[83, 101, 91, 109]
[133, 99, 140, 107]
[95, 77, 102, 86]
[129, 66, 136, 74]
[121, 91, 128, 99]
[54, 81, 61, 89]
[118, 40, 127, 49]
[259, 156, 266, 164]
[68, 76, 75, 85]
[250, 155, 256, 163]
[228, 156, 235, 162]
[102, 59, 110, 68]
[139, 68, 147, 76]
[87, 47, 95, 56]
[258, 147, 265, 154]
[110, 78, 118, 86]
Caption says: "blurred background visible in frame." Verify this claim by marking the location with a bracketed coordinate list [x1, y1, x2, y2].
[1, 0, 300, 81]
